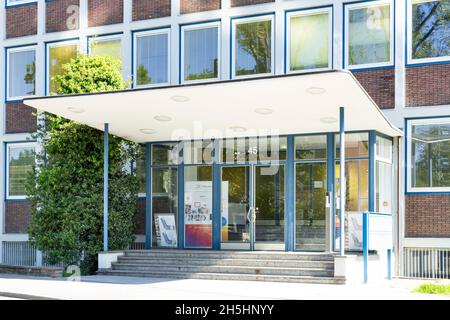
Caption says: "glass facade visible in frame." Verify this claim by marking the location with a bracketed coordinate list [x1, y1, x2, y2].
[347, 2, 392, 67]
[8, 47, 36, 100]
[48, 42, 78, 94]
[135, 30, 169, 86]
[234, 17, 273, 76]
[411, 0, 449, 60]
[183, 24, 219, 82]
[90, 37, 122, 60]
[288, 9, 331, 71]
[7, 143, 35, 198]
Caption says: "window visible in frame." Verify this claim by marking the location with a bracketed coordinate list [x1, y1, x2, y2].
[134, 29, 170, 87]
[47, 40, 78, 95]
[6, 46, 36, 101]
[345, 0, 394, 69]
[6, 0, 36, 7]
[287, 7, 332, 73]
[408, 0, 450, 64]
[232, 15, 274, 78]
[376, 136, 393, 213]
[89, 35, 122, 61]
[181, 22, 220, 83]
[6, 143, 36, 199]
[408, 118, 450, 192]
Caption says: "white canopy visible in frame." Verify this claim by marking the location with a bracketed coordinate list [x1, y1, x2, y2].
[24, 70, 402, 143]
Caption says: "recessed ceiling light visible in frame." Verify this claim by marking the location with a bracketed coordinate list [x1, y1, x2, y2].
[254, 107, 273, 115]
[306, 87, 326, 95]
[154, 115, 172, 122]
[140, 128, 156, 135]
[229, 126, 246, 133]
[67, 106, 85, 113]
[320, 117, 338, 124]
[171, 95, 189, 102]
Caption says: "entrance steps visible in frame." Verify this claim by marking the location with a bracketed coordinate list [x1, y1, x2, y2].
[100, 250, 345, 284]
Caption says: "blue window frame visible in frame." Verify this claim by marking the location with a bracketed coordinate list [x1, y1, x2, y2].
[6, 45, 36, 101]
[406, 117, 450, 193]
[343, 0, 394, 70]
[6, 0, 36, 8]
[181, 21, 221, 84]
[133, 28, 170, 88]
[406, 0, 450, 65]
[5, 142, 36, 200]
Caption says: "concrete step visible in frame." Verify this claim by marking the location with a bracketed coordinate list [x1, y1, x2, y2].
[296, 244, 327, 251]
[123, 250, 335, 262]
[101, 269, 345, 284]
[116, 256, 334, 268]
[111, 263, 334, 277]
[296, 238, 326, 245]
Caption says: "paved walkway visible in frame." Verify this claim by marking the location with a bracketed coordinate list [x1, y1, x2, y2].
[0, 273, 449, 300]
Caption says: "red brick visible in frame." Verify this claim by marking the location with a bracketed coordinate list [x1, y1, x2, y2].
[5, 201, 31, 234]
[5, 102, 37, 134]
[406, 63, 450, 107]
[180, 0, 220, 14]
[230, 0, 273, 7]
[6, 4, 38, 39]
[352, 68, 395, 109]
[405, 194, 450, 237]
[46, 0, 80, 33]
[88, 0, 123, 27]
[132, 0, 171, 21]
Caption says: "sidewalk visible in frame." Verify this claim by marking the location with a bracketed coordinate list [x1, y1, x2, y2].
[0, 273, 449, 300]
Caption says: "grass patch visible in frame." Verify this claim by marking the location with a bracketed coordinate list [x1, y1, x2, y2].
[414, 283, 450, 295]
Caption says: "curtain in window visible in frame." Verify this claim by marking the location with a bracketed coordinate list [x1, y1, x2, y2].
[184, 27, 218, 81]
[9, 50, 35, 98]
[49, 44, 78, 94]
[290, 12, 329, 71]
[137, 33, 168, 85]
[348, 4, 390, 65]
[90, 39, 122, 60]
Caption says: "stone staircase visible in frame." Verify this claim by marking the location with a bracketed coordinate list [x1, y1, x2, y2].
[101, 249, 344, 284]
[296, 225, 327, 251]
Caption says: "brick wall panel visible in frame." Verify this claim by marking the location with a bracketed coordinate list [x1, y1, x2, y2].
[5, 102, 37, 134]
[46, 0, 80, 33]
[6, 4, 38, 38]
[406, 64, 450, 107]
[132, 0, 171, 21]
[180, 0, 220, 14]
[5, 201, 32, 234]
[88, 0, 123, 27]
[405, 194, 450, 237]
[352, 68, 395, 109]
[230, 0, 273, 7]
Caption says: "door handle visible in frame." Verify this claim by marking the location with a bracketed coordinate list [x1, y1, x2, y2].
[247, 207, 256, 223]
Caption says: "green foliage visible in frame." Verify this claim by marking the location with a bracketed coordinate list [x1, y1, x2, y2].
[27, 54, 139, 274]
[414, 283, 450, 295]
[136, 64, 151, 85]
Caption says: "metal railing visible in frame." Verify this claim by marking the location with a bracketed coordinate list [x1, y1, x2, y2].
[403, 247, 450, 279]
[2, 241, 37, 266]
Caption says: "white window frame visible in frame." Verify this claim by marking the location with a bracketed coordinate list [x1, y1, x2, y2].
[88, 34, 123, 59]
[46, 39, 80, 96]
[407, 117, 450, 193]
[6, 45, 37, 101]
[344, 0, 394, 70]
[231, 14, 275, 79]
[181, 21, 221, 84]
[133, 28, 171, 88]
[407, 0, 450, 65]
[286, 7, 333, 74]
[6, 142, 36, 200]
[6, 0, 35, 7]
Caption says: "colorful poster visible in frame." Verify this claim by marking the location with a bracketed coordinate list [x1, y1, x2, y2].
[154, 213, 177, 248]
[184, 182, 213, 247]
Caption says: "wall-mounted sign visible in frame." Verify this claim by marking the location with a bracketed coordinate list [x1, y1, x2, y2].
[154, 213, 177, 248]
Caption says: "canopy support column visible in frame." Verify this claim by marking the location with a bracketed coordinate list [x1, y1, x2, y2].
[103, 123, 109, 252]
[339, 107, 345, 256]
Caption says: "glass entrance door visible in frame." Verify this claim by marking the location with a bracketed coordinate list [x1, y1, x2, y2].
[220, 164, 285, 250]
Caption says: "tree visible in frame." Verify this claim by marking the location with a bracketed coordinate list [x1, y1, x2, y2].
[136, 64, 151, 85]
[27, 54, 139, 274]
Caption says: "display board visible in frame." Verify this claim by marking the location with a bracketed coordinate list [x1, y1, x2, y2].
[154, 213, 177, 248]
